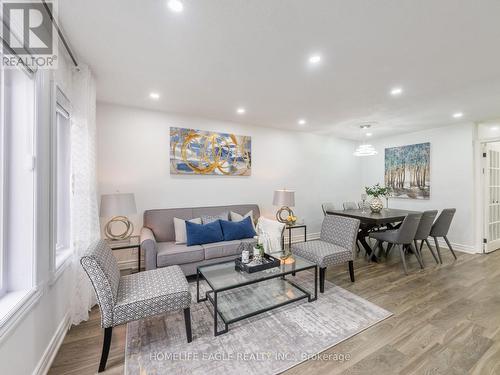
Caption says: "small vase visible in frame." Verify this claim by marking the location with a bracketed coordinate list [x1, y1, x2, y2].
[370, 197, 383, 213]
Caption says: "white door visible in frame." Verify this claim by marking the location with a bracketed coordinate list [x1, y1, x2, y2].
[484, 143, 500, 253]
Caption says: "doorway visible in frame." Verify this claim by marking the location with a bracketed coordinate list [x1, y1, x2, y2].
[482, 141, 500, 253]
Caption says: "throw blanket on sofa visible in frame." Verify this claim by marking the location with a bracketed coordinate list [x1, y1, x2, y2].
[256, 217, 285, 253]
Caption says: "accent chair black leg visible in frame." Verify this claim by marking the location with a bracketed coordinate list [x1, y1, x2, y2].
[98, 327, 113, 373]
[319, 267, 326, 293]
[348, 260, 355, 282]
[184, 307, 193, 343]
[424, 239, 439, 264]
[433, 237, 443, 264]
[443, 236, 457, 260]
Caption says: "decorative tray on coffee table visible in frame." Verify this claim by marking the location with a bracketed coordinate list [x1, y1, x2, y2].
[234, 253, 281, 273]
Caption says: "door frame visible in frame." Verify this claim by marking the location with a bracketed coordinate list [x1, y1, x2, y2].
[477, 138, 500, 253]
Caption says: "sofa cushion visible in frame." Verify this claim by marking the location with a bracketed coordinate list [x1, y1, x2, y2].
[174, 217, 201, 244]
[202, 240, 243, 260]
[157, 242, 204, 267]
[186, 220, 224, 246]
[220, 216, 256, 241]
[203, 238, 257, 260]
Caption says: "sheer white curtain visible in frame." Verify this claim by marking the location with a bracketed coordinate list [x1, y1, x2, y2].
[69, 64, 100, 325]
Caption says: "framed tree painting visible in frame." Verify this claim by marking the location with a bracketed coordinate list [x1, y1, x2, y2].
[384, 142, 430, 199]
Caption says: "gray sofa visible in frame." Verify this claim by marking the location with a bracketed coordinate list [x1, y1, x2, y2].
[140, 204, 259, 275]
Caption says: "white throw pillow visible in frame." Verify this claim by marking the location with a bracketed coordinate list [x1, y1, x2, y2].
[174, 217, 202, 244]
[230, 210, 256, 230]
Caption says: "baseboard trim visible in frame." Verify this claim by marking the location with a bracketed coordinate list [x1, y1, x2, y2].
[33, 312, 71, 375]
[433, 238, 478, 254]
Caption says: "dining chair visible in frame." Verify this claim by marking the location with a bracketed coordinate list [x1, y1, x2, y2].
[343, 202, 358, 210]
[369, 213, 423, 275]
[81, 240, 192, 372]
[321, 202, 336, 216]
[430, 208, 457, 263]
[413, 210, 439, 265]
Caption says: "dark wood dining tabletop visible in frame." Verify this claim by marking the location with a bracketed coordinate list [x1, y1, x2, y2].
[326, 208, 422, 260]
[327, 208, 421, 225]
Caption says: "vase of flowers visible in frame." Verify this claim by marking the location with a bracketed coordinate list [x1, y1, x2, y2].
[365, 183, 390, 213]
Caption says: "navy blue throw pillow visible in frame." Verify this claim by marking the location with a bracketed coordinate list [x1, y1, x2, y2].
[220, 216, 257, 241]
[186, 220, 224, 246]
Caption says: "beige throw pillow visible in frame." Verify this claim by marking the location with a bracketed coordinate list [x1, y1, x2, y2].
[230, 210, 256, 230]
[174, 217, 202, 244]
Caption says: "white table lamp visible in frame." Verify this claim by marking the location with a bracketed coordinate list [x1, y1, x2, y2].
[273, 189, 296, 224]
[100, 193, 137, 240]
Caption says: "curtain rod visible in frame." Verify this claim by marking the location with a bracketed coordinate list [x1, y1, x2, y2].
[42, 0, 79, 68]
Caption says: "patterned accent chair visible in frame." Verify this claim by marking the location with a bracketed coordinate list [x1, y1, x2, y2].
[81, 240, 192, 373]
[291, 215, 360, 293]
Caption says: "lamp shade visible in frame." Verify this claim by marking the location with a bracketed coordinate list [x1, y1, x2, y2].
[273, 189, 295, 207]
[100, 193, 137, 217]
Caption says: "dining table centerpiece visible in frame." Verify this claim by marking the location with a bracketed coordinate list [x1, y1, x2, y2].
[365, 183, 390, 213]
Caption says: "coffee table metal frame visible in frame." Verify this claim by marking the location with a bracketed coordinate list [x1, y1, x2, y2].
[196, 257, 318, 336]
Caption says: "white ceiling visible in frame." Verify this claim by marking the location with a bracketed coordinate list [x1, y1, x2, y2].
[59, 0, 500, 139]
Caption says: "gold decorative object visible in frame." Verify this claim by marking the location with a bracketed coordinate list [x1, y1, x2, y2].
[104, 216, 134, 240]
[170, 127, 251, 176]
[273, 189, 296, 224]
[100, 193, 137, 241]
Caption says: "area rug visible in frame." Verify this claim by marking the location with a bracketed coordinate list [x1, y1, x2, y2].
[125, 271, 392, 375]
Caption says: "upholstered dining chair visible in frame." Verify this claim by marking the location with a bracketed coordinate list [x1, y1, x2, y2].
[413, 210, 439, 265]
[343, 202, 358, 210]
[291, 215, 360, 293]
[369, 213, 423, 275]
[321, 202, 336, 216]
[81, 240, 192, 372]
[430, 208, 457, 263]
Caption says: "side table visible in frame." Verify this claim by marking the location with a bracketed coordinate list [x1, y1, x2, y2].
[106, 235, 141, 273]
[282, 223, 307, 251]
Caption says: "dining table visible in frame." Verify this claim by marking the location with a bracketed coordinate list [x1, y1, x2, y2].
[326, 208, 422, 260]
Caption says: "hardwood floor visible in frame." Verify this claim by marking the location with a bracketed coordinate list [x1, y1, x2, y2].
[49, 247, 500, 374]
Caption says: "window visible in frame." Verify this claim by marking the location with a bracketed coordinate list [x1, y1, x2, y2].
[0, 65, 36, 297]
[52, 88, 72, 270]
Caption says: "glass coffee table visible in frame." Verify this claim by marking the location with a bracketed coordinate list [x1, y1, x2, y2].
[196, 253, 318, 336]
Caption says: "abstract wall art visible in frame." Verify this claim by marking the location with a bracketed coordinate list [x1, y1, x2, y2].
[170, 127, 252, 176]
[384, 142, 430, 199]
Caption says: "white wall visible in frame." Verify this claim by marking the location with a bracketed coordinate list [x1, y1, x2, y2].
[97, 103, 362, 242]
[360, 123, 477, 252]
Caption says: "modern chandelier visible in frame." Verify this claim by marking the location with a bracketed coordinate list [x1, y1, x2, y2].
[353, 124, 378, 156]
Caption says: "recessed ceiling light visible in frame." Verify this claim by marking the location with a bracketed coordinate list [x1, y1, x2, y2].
[167, 0, 184, 13]
[366, 132, 373, 136]
[308, 54, 321, 64]
[149, 92, 160, 100]
[452, 112, 464, 119]
[298, 119, 307, 125]
[236, 107, 246, 115]
[390, 87, 403, 96]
